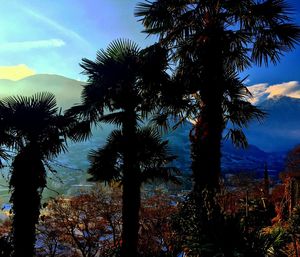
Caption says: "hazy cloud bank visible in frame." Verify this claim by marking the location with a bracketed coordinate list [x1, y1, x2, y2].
[248, 81, 300, 104]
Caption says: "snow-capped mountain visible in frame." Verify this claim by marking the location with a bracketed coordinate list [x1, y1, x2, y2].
[244, 96, 300, 152]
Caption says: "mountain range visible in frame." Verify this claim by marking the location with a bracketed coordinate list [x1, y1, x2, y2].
[222, 94, 300, 177]
[0, 74, 299, 198]
[245, 96, 300, 152]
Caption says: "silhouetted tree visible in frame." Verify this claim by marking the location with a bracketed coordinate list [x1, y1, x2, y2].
[0, 93, 88, 257]
[135, 0, 300, 220]
[67, 39, 175, 257]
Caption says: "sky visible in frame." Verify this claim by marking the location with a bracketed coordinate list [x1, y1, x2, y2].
[0, 1, 152, 80]
[0, 0, 299, 86]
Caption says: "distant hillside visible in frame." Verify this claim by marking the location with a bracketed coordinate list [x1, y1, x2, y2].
[0, 74, 83, 110]
[221, 142, 286, 178]
[166, 123, 286, 177]
[0, 74, 298, 198]
[1, 74, 298, 151]
[244, 96, 300, 152]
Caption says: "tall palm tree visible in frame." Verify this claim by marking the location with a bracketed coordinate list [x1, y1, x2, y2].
[67, 39, 171, 257]
[135, 0, 300, 205]
[0, 92, 88, 257]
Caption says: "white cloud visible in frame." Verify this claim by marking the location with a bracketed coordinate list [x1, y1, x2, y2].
[18, 5, 90, 47]
[265, 81, 300, 98]
[0, 39, 65, 52]
[248, 83, 269, 104]
[248, 81, 300, 104]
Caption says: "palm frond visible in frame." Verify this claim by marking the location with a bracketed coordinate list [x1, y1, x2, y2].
[224, 99, 266, 127]
[135, 126, 179, 175]
[224, 128, 248, 149]
[1, 92, 57, 115]
[87, 129, 123, 183]
[150, 112, 171, 132]
[106, 39, 140, 58]
[0, 148, 9, 168]
[140, 166, 181, 184]
[87, 126, 179, 185]
[249, 0, 294, 25]
[0, 93, 74, 159]
[246, 0, 300, 66]
[97, 111, 127, 127]
[65, 119, 92, 142]
[77, 38, 163, 123]
[135, 0, 175, 35]
[65, 103, 102, 124]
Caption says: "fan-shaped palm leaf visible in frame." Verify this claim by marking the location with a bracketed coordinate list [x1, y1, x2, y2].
[88, 130, 124, 182]
[88, 127, 178, 184]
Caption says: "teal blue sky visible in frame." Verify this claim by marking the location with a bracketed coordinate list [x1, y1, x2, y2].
[0, 0, 299, 85]
[0, 1, 155, 80]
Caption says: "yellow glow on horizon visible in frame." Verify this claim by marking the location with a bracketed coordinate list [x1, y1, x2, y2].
[0, 64, 35, 81]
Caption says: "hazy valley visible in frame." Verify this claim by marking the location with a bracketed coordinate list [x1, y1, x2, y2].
[0, 74, 299, 201]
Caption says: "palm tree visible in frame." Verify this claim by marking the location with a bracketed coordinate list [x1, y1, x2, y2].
[135, 0, 300, 205]
[0, 92, 88, 257]
[67, 39, 172, 257]
[88, 127, 179, 254]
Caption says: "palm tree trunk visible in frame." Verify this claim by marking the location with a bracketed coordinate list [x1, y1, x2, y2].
[191, 35, 224, 193]
[191, 112, 221, 187]
[10, 148, 46, 257]
[190, 91, 223, 218]
[120, 110, 140, 257]
[189, 80, 224, 254]
[190, 27, 224, 227]
[121, 173, 141, 257]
